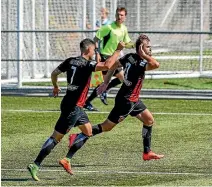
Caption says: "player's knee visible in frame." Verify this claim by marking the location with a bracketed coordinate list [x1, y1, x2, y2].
[53, 136, 62, 143]
[51, 132, 64, 142]
[101, 119, 116, 132]
[103, 125, 114, 132]
[84, 132, 93, 137]
[144, 118, 154, 126]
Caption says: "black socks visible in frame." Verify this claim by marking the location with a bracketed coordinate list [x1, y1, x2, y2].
[142, 125, 152, 153]
[34, 137, 58, 166]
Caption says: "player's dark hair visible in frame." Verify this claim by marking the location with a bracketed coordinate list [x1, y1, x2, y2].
[136, 34, 150, 53]
[116, 7, 127, 15]
[80, 38, 95, 52]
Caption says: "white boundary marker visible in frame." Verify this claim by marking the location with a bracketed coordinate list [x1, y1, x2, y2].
[2, 109, 212, 116]
[1, 168, 212, 176]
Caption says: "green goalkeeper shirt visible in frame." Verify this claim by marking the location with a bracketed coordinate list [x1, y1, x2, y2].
[96, 21, 131, 56]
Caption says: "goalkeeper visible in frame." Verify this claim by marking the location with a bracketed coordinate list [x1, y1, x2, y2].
[84, 7, 135, 111]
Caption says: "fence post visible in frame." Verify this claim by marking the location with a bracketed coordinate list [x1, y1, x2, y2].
[17, 0, 23, 88]
[82, 0, 87, 30]
[92, 0, 96, 38]
[31, 0, 36, 78]
[137, 0, 140, 31]
[112, 0, 117, 18]
[102, 0, 105, 8]
[199, 0, 203, 75]
[6, 0, 11, 79]
[44, 0, 49, 78]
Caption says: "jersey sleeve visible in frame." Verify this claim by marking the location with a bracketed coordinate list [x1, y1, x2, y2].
[57, 59, 70, 72]
[123, 27, 131, 44]
[96, 25, 111, 40]
[88, 61, 98, 72]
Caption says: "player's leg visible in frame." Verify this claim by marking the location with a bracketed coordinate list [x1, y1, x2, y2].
[69, 118, 116, 145]
[60, 122, 92, 175]
[133, 102, 164, 160]
[94, 119, 117, 134]
[136, 109, 154, 153]
[69, 102, 123, 148]
[84, 86, 99, 111]
[61, 108, 92, 174]
[100, 69, 124, 105]
[27, 108, 77, 180]
[84, 70, 108, 111]
[68, 118, 116, 148]
[27, 129, 64, 181]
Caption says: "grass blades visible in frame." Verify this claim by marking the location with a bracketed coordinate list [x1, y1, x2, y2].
[1, 97, 212, 186]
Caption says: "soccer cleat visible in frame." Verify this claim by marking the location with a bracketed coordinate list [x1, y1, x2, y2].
[143, 151, 164, 161]
[100, 92, 108, 105]
[27, 163, 40, 181]
[83, 102, 98, 111]
[59, 158, 73, 175]
[68, 133, 78, 148]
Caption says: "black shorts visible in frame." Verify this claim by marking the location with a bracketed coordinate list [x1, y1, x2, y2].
[100, 54, 123, 76]
[108, 99, 147, 124]
[55, 106, 89, 134]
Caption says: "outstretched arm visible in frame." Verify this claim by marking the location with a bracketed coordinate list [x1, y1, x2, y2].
[95, 42, 125, 72]
[125, 42, 135, 49]
[97, 60, 121, 95]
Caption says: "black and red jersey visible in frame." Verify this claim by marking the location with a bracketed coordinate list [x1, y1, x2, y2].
[58, 56, 97, 108]
[117, 53, 147, 102]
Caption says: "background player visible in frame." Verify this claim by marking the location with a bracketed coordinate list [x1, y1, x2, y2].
[84, 7, 135, 111]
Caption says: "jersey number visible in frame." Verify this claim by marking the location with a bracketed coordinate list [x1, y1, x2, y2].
[124, 63, 131, 80]
[70, 66, 77, 84]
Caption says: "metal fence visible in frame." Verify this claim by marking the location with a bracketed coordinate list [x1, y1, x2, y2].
[1, 0, 212, 87]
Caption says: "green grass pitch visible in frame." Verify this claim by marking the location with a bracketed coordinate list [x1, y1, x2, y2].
[1, 96, 212, 186]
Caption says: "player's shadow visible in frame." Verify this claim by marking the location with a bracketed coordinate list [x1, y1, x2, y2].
[1, 178, 29, 182]
[2, 177, 55, 182]
[43, 163, 107, 168]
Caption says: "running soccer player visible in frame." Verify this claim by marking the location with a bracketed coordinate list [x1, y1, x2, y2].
[27, 38, 124, 181]
[67, 34, 164, 174]
[84, 7, 135, 111]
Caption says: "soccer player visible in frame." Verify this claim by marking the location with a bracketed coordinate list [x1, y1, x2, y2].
[68, 34, 164, 174]
[84, 7, 135, 111]
[27, 38, 124, 181]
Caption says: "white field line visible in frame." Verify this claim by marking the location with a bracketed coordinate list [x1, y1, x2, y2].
[2, 109, 212, 116]
[1, 168, 212, 176]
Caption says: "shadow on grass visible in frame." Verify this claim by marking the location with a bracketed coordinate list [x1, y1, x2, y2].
[43, 163, 107, 168]
[163, 81, 196, 89]
[205, 81, 212, 85]
[1, 178, 29, 182]
[2, 177, 55, 182]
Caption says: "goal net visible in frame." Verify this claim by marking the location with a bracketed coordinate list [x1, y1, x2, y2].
[1, 0, 212, 86]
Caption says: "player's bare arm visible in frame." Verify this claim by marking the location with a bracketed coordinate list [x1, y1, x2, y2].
[96, 60, 121, 95]
[139, 44, 160, 71]
[95, 41, 125, 71]
[93, 36, 100, 48]
[51, 68, 62, 97]
[93, 36, 101, 63]
[125, 41, 135, 49]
